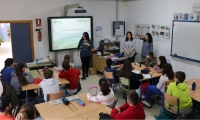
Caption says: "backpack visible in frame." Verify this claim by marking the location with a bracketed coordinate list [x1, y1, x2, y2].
[155, 107, 175, 120]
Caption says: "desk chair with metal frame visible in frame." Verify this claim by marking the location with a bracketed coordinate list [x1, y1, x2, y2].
[112, 77, 131, 108]
[64, 78, 81, 96]
[163, 92, 181, 119]
[103, 71, 119, 93]
[47, 90, 65, 101]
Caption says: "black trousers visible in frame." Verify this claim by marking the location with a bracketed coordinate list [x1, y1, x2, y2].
[81, 56, 91, 76]
[127, 55, 136, 63]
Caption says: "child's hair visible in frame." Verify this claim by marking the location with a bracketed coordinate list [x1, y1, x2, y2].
[162, 63, 174, 80]
[4, 58, 14, 67]
[15, 103, 36, 120]
[118, 61, 132, 79]
[147, 52, 154, 58]
[0, 96, 11, 112]
[62, 61, 70, 70]
[64, 55, 70, 62]
[43, 69, 53, 79]
[175, 71, 186, 82]
[106, 59, 112, 67]
[127, 90, 139, 105]
[15, 63, 27, 86]
[99, 112, 112, 120]
[99, 78, 110, 96]
[159, 56, 167, 69]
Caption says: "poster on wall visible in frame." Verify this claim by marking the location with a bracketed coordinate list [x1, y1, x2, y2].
[134, 23, 150, 39]
[95, 26, 102, 37]
[173, 13, 200, 21]
[151, 24, 171, 41]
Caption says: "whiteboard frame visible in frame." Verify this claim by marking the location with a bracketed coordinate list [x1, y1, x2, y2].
[171, 20, 200, 63]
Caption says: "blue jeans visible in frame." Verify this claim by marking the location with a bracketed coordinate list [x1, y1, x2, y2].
[145, 85, 162, 102]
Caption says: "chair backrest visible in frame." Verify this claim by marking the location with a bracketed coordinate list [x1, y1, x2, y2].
[104, 71, 113, 79]
[164, 92, 179, 107]
[47, 90, 65, 101]
[119, 77, 130, 86]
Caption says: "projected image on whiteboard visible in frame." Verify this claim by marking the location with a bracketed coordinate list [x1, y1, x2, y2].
[51, 18, 91, 50]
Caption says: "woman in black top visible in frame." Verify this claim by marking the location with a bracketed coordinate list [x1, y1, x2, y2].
[77, 32, 94, 80]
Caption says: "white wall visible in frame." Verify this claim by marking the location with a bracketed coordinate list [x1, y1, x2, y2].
[127, 0, 200, 79]
[0, 0, 127, 66]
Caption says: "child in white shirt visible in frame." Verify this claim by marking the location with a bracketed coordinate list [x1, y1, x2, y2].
[87, 78, 115, 106]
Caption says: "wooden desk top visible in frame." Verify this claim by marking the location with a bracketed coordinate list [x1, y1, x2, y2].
[38, 68, 70, 85]
[22, 70, 41, 91]
[186, 78, 200, 89]
[67, 115, 84, 120]
[26, 62, 52, 69]
[132, 63, 162, 81]
[35, 102, 79, 119]
[70, 93, 108, 115]
[81, 107, 111, 120]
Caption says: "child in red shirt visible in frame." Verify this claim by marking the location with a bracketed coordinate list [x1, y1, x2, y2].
[59, 61, 80, 95]
[0, 96, 15, 120]
[110, 90, 145, 120]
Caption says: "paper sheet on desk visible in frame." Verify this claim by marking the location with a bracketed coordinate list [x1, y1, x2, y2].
[49, 98, 63, 105]
[66, 95, 79, 101]
[132, 70, 140, 74]
[142, 74, 152, 79]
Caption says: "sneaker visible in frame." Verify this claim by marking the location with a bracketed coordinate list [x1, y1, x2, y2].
[142, 100, 150, 107]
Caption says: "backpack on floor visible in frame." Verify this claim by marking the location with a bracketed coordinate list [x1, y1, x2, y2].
[155, 107, 175, 120]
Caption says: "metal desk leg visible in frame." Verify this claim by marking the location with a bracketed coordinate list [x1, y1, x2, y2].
[193, 100, 199, 119]
[26, 90, 28, 102]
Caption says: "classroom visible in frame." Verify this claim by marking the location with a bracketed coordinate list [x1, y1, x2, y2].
[0, 0, 200, 119]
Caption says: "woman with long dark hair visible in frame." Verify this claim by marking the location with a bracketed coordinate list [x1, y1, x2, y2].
[118, 61, 143, 90]
[77, 32, 94, 80]
[141, 33, 153, 61]
[10, 63, 36, 99]
[142, 63, 175, 107]
[123, 31, 136, 62]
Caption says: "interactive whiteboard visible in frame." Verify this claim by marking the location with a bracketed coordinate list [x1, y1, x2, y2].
[171, 20, 200, 63]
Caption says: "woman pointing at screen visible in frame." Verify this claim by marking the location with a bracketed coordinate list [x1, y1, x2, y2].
[77, 32, 94, 80]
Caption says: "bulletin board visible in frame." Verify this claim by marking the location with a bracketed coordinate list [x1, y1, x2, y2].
[171, 20, 200, 63]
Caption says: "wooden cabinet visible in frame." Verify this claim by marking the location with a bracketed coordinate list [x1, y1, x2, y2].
[92, 54, 107, 73]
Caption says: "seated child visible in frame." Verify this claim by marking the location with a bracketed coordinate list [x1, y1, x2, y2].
[104, 59, 120, 83]
[10, 63, 36, 99]
[110, 90, 145, 119]
[15, 103, 36, 120]
[87, 78, 115, 106]
[166, 71, 193, 114]
[142, 63, 174, 107]
[36, 69, 60, 103]
[59, 61, 80, 95]
[1, 58, 15, 86]
[154, 56, 167, 73]
[54, 55, 74, 71]
[0, 96, 15, 120]
[140, 52, 157, 67]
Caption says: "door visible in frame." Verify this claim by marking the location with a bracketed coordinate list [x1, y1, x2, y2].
[10, 23, 32, 63]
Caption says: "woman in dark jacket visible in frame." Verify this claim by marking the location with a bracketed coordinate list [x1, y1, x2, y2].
[77, 32, 94, 80]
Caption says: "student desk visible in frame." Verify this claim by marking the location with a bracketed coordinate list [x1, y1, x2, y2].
[186, 78, 200, 89]
[81, 107, 111, 120]
[38, 68, 69, 85]
[35, 93, 111, 120]
[70, 93, 109, 115]
[22, 69, 70, 102]
[26, 62, 53, 70]
[35, 102, 80, 119]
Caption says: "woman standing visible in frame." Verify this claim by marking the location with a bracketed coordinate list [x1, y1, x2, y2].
[141, 33, 153, 61]
[123, 32, 136, 62]
[77, 32, 94, 80]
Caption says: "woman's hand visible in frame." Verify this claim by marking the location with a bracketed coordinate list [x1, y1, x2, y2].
[127, 52, 130, 55]
[83, 42, 90, 46]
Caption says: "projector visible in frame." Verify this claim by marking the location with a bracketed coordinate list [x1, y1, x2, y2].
[75, 7, 87, 13]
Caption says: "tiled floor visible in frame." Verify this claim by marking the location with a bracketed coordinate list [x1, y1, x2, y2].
[78, 73, 161, 119]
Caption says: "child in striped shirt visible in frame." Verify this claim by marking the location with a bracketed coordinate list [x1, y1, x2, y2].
[87, 78, 115, 106]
